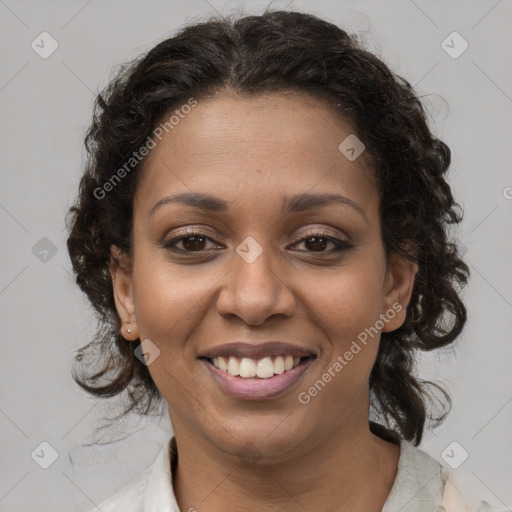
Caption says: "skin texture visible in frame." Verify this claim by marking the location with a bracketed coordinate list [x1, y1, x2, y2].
[110, 91, 418, 511]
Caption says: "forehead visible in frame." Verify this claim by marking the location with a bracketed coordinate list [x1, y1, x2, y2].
[134, 92, 378, 217]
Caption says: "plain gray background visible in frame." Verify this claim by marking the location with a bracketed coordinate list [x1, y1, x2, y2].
[1, 0, 511, 510]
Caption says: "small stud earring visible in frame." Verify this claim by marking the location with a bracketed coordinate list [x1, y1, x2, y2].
[126, 328, 132, 333]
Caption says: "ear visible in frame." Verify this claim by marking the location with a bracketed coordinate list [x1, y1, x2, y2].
[109, 245, 139, 341]
[381, 248, 419, 333]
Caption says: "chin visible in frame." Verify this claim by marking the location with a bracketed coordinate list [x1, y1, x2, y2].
[206, 422, 309, 463]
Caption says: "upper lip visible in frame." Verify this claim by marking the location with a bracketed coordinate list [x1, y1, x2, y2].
[199, 341, 317, 360]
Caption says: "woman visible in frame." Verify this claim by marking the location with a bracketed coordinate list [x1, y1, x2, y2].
[66, 9, 497, 512]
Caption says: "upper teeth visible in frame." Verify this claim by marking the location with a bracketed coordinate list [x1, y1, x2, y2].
[212, 355, 301, 378]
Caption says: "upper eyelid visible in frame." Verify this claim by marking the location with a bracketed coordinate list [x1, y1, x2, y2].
[165, 226, 345, 240]
[164, 228, 224, 244]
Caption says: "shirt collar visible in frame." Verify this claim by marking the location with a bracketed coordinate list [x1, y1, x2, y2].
[142, 436, 181, 512]
[382, 439, 445, 512]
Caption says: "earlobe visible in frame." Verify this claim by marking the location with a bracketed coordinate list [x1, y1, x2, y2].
[109, 246, 139, 341]
[381, 251, 419, 333]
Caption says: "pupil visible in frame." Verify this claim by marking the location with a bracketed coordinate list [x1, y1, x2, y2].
[183, 236, 205, 251]
[306, 237, 326, 251]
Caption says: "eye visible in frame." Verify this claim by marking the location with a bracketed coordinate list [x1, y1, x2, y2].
[291, 227, 353, 253]
[162, 227, 353, 255]
[162, 229, 223, 253]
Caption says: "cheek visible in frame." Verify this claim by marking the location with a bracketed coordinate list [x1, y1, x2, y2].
[129, 256, 212, 412]
[131, 251, 221, 341]
[296, 276, 382, 415]
[304, 261, 384, 345]
[298, 260, 385, 403]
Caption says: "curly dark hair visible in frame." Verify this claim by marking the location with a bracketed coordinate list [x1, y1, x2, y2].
[66, 9, 470, 446]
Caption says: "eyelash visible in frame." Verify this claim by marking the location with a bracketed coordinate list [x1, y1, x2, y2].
[162, 227, 353, 255]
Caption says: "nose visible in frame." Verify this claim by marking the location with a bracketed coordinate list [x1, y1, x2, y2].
[216, 240, 296, 326]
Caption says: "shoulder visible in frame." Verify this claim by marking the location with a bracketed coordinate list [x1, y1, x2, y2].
[441, 472, 509, 512]
[88, 466, 150, 512]
[382, 438, 445, 512]
[383, 437, 508, 512]
[86, 436, 179, 512]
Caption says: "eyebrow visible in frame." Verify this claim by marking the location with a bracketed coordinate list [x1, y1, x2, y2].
[282, 192, 368, 222]
[148, 191, 368, 222]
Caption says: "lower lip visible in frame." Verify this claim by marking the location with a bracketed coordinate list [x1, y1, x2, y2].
[201, 358, 315, 400]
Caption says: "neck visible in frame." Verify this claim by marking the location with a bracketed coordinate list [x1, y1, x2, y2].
[171, 419, 400, 512]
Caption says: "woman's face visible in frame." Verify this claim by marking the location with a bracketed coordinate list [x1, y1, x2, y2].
[111, 92, 417, 459]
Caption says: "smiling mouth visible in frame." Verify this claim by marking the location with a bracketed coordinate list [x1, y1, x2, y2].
[200, 355, 316, 379]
